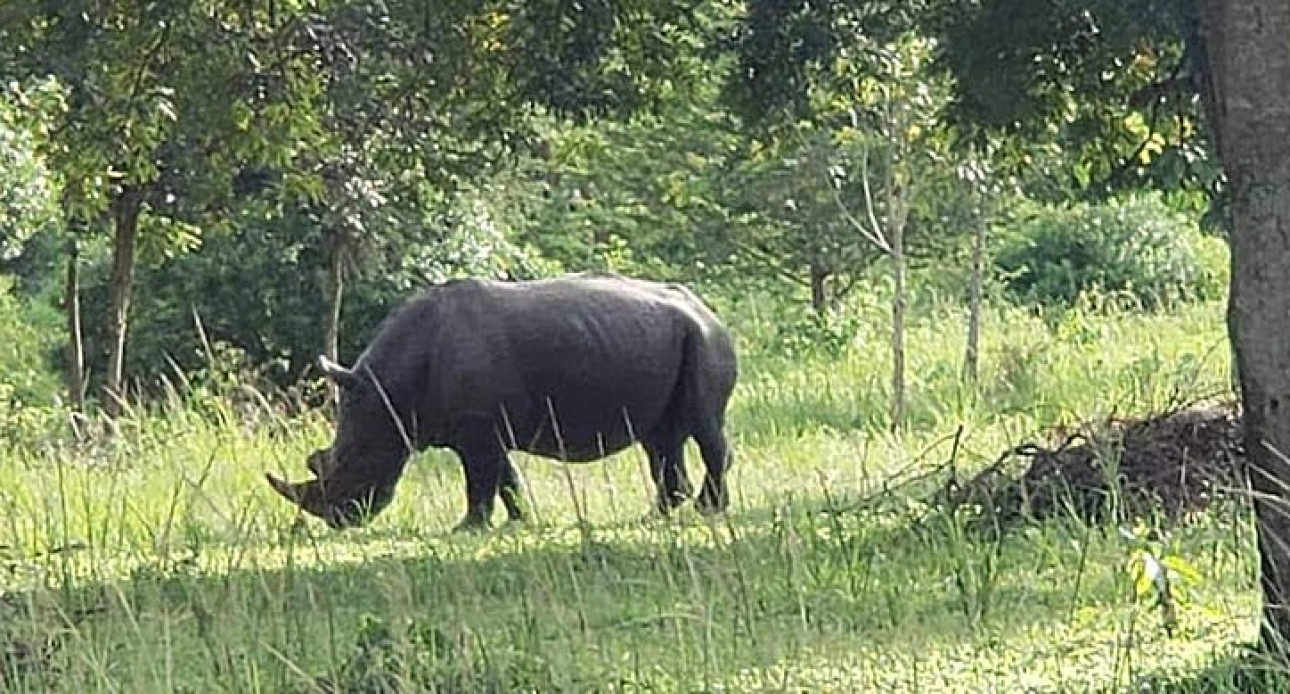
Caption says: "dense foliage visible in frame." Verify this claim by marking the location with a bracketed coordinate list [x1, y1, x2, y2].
[0, 0, 1231, 408]
[0, 83, 60, 262]
[0, 277, 60, 407]
[993, 193, 1227, 310]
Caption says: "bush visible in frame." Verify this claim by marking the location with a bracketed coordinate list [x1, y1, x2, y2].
[0, 275, 67, 448]
[0, 275, 62, 405]
[768, 308, 864, 359]
[992, 194, 1228, 310]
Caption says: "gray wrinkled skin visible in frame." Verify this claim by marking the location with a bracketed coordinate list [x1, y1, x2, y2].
[267, 272, 738, 532]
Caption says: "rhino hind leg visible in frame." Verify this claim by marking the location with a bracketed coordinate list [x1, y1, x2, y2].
[694, 421, 731, 515]
[643, 437, 693, 514]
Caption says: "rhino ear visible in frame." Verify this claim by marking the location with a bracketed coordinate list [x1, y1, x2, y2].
[319, 354, 363, 391]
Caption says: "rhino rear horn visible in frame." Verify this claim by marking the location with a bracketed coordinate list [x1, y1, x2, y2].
[318, 355, 363, 391]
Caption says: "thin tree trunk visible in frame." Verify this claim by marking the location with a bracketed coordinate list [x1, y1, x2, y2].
[64, 236, 85, 415]
[103, 187, 142, 420]
[885, 114, 910, 432]
[323, 231, 346, 407]
[809, 262, 828, 316]
[1197, 0, 1290, 657]
[890, 215, 907, 431]
[963, 197, 987, 385]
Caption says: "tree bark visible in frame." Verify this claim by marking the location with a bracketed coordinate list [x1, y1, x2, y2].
[64, 235, 85, 415]
[963, 195, 987, 385]
[884, 103, 911, 432]
[889, 208, 907, 431]
[1197, 0, 1290, 656]
[103, 186, 143, 419]
[809, 262, 828, 316]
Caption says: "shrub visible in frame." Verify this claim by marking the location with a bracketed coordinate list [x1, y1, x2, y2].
[0, 275, 62, 405]
[758, 303, 868, 360]
[992, 193, 1228, 310]
[0, 275, 67, 448]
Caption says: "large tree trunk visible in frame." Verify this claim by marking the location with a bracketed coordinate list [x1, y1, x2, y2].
[1197, 0, 1290, 656]
[103, 187, 143, 420]
[64, 236, 85, 415]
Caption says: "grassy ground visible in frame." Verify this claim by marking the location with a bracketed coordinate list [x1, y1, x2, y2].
[0, 297, 1264, 692]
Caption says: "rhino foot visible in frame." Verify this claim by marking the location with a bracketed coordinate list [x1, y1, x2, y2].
[452, 515, 493, 534]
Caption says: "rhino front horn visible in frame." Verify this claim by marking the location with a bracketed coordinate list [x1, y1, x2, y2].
[266, 473, 304, 503]
[265, 473, 332, 519]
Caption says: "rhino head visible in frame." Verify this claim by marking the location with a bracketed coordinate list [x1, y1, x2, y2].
[266, 355, 409, 529]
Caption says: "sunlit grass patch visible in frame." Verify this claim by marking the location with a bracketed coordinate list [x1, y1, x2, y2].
[713, 610, 1256, 693]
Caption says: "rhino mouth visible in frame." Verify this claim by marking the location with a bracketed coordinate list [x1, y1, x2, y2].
[265, 472, 392, 529]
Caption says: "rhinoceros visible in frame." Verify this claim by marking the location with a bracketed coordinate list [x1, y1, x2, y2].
[266, 273, 739, 531]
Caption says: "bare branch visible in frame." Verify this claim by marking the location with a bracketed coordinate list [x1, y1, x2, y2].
[827, 146, 890, 254]
[858, 149, 893, 254]
[834, 179, 892, 254]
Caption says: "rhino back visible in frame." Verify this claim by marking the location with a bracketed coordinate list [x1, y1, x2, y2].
[359, 275, 724, 460]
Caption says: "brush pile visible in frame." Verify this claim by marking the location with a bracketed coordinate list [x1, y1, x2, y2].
[936, 401, 1245, 527]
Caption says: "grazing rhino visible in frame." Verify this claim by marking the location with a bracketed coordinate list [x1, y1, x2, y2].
[266, 273, 738, 531]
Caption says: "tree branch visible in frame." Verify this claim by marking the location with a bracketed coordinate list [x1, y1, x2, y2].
[850, 148, 893, 254]
[791, 125, 893, 255]
[735, 237, 811, 287]
[122, 17, 175, 128]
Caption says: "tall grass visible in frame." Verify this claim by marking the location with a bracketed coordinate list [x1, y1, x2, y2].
[0, 296, 1261, 692]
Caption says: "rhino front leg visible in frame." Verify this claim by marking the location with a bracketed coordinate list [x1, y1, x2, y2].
[453, 436, 505, 532]
[498, 457, 527, 522]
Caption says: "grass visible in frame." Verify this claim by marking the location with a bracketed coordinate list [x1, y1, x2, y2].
[0, 296, 1266, 692]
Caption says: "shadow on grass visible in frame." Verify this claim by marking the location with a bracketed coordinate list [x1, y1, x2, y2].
[1126, 646, 1290, 693]
[0, 496, 1252, 692]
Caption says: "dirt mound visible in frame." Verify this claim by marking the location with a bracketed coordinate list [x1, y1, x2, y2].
[936, 402, 1245, 526]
